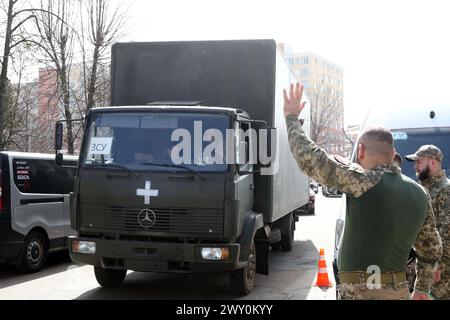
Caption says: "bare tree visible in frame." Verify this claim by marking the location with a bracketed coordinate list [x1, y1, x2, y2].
[342, 127, 355, 150]
[306, 82, 344, 154]
[0, 0, 40, 149]
[79, 0, 127, 112]
[31, 0, 78, 154]
[16, 81, 38, 151]
[1, 0, 128, 152]
[0, 79, 18, 148]
[1, 51, 38, 151]
[0, 0, 19, 149]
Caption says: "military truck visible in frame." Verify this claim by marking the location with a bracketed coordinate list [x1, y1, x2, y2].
[56, 40, 311, 294]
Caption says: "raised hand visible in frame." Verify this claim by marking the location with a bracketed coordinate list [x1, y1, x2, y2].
[283, 82, 307, 118]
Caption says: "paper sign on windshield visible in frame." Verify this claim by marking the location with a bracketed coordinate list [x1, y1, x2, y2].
[88, 137, 113, 156]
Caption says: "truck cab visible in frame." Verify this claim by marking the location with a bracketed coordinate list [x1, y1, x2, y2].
[69, 105, 264, 292]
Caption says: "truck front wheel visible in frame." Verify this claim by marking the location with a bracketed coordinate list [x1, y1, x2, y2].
[229, 241, 256, 295]
[94, 267, 127, 287]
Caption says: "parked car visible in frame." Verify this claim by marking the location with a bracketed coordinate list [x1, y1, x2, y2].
[310, 181, 319, 194]
[306, 187, 316, 215]
[295, 183, 316, 216]
[322, 185, 342, 197]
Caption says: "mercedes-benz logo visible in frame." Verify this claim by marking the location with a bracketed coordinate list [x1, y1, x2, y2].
[138, 209, 156, 229]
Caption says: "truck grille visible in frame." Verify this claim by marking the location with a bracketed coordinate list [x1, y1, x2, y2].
[80, 204, 223, 235]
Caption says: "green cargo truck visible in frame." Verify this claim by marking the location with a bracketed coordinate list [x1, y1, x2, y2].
[56, 39, 311, 295]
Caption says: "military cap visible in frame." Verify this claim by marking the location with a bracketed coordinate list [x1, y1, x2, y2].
[405, 145, 444, 162]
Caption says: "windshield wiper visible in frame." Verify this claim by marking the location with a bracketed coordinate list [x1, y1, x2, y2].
[140, 162, 205, 180]
[86, 163, 140, 177]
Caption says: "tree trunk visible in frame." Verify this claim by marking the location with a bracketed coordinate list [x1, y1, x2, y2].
[60, 68, 74, 155]
[0, 0, 15, 150]
[59, 34, 74, 154]
[86, 44, 100, 111]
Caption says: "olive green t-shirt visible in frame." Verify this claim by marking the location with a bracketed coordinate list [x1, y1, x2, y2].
[338, 173, 428, 272]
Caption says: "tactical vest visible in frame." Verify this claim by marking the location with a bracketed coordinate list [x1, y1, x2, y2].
[338, 173, 428, 272]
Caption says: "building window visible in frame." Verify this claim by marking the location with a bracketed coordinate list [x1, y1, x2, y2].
[301, 56, 309, 64]
[301, 69, 309, 76]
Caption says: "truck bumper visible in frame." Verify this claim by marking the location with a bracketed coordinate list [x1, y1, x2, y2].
[69, 236, 241, 273]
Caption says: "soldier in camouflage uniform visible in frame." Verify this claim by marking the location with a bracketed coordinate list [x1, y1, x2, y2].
[283, 83, 443, 300]
[406, 145, 450, 299]
[392, 151, 420, 292]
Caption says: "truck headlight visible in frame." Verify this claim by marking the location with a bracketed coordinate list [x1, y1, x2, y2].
[201, 247, 229, 261]
[72, 240, 96, 255]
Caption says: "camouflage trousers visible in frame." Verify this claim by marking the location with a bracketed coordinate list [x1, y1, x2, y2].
[337, 281, 410, 300]
[432, 280, 450, 299]
[431, 261, 450, 299]
[429, 253, 450, 299]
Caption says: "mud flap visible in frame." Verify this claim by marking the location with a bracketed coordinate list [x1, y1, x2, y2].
[255, 238, 269, 275]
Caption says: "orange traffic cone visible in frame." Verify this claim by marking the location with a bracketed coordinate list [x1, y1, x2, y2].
[314, 248, 333, 287]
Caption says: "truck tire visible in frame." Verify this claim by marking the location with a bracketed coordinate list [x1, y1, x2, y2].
[229, 240, 256, 295]
[94, 267, 127, 287]
[18, 231, 48, 273]
[280, 215, 294, 251]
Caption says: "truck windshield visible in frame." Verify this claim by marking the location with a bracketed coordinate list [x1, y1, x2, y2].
[82, 112, 230, 172]
[393, 127, 450, 179]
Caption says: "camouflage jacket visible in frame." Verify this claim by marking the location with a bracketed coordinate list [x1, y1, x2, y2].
[285, 115, 442, 293]
[421, 171, 450, 261]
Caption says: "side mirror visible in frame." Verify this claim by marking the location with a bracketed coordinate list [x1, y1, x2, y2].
[55, 122, 63, 151]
